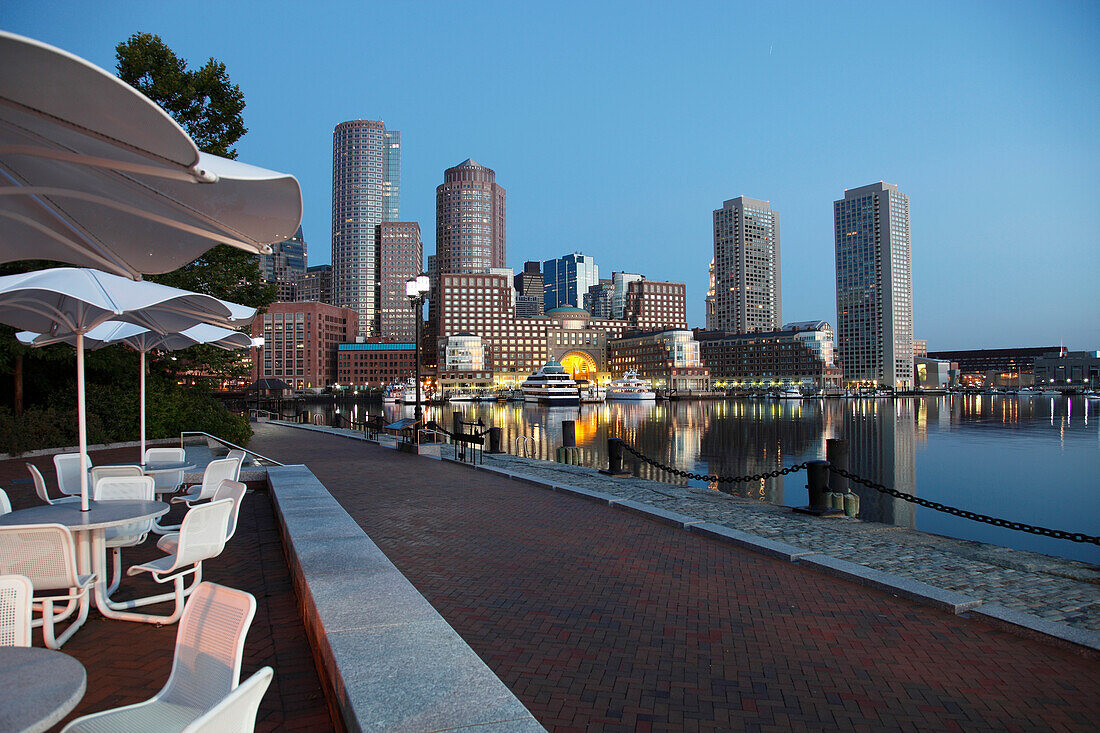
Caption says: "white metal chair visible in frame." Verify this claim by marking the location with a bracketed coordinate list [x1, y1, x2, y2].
[93, 475, 156, 595]
[225, 449, 246, 479]
[157, 457, 240, 533]
[27, 463, 80, 505]
[182, 666, 273, 733]
[145, 447, 187, 494]
[53, 452, 92, 498]
[123, 499, 234, 624]
[0, 524, 95, 649]
[61, 582, 260, 732]
[0, 489, 10, 516]
[0, 573, 33, 647]
[158, 480, 246, 556]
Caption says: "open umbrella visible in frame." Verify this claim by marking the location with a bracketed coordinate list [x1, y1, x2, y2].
[18, 321, 253, 459]
[0, 30, 302, 278]
[0, 267, 255, 510]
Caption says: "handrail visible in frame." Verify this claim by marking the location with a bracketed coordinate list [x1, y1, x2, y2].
[514, 435, 535, 458]
[180, 431, 285, 467]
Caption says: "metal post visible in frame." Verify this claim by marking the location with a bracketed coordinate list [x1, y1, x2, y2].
[600, 437, 630, 477]
[826, 438, 849, 495]
[487, 426, 503, 453]
[413, 295, 422, 444]
[453, 411, 463, 437]
[562, 420, 576, 448]
[806, 460, 830, 510]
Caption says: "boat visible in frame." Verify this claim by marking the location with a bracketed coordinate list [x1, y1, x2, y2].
[1038, 389, 1060, 397]
[606, 370, 656, 400]
[579, 382, 606, 403]
[474, 391, 498, 403]
[777, 387, 803, 399]
[381, 383, 403, 404]
[400, 379, 431, 404]
[521, 360, 580, 405]
[447, 392, 475, 402]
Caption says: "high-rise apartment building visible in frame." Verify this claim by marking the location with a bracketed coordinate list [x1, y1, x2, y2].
[435, 159, 506, 275]
[259, 225, 307, 302]
[331, 119, 401, 337]
[543, 253, 599, 310]
[711, 196, 781, 333]
[377, 221, 422, 341]
[834, 182, 913, 390]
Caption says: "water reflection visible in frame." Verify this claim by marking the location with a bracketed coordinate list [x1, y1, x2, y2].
[279, 394, 1099, 563]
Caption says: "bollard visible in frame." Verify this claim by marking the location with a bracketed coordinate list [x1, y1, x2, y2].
[805, 460, 830, 510]
[487, 426, 503, 453]
[453, 411, 463, 437]
[827, 492, 843, 510]
[844, 492, 860, 517]
[599, 437, 631, 477]
[562, 420, 576, 448]
[826, 438, 849, 494]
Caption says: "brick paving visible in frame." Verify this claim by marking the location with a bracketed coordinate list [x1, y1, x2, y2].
[0, 446, 333, 732]
[249, 423, 1100, 732]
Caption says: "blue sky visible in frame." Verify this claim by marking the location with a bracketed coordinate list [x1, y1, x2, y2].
[4, 1, 1098, 349]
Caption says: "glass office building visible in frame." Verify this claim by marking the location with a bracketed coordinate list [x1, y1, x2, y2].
[543, 253, 599, 310]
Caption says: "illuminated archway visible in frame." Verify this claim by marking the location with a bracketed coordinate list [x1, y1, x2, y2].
[560, 351, 598, 382]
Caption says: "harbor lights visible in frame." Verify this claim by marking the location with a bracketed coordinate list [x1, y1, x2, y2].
[406, 274, 431, 440]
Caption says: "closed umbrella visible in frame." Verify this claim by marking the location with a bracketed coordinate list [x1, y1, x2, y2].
[19, 321, 253, 459]
[0, 267, 255, 509]
[0, 30, 302, 278]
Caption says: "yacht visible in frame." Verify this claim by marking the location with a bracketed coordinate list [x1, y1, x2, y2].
[381, 383, 403, 404]
[579, 382, 607, 403]
[446, 392, 475, 402]
[400, 379, 431, 404]
[777, 386, 803, 399]
[521, 360, 580, 405]
[606, 370, 656, 401]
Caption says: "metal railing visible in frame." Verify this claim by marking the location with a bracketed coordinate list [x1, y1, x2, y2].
[180, 431, 284, 467]
[514, 435, 535, 458]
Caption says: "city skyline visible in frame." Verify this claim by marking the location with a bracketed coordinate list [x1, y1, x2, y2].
[4, 1, 1098, 349]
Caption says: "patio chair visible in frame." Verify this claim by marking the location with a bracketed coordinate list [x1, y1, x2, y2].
[90, 464, 143, 486]
[225, 449, 247, 478]
[93, 475, 156, 595]
[0, 524, 95, 649]
[181, 666, 273, 733]
[124, 499, 234, 624]
[27, 463, 80, 505]
[0, 489, 10, 515]
[60, 582, 262, 733]
[144, 447, 187, 494]
[53, 452, 92, 498]
[157, 480, 246, 556]
[0, 573, 33, 646]
[156, 457, 240, 534]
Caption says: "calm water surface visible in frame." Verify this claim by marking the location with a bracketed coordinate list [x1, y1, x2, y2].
[296, 394, 1099, 564]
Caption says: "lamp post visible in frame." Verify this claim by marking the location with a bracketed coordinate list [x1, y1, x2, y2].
[405, 275, 431, 437]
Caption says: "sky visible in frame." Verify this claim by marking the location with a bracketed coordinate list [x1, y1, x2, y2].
[4, 1, 1098, 350]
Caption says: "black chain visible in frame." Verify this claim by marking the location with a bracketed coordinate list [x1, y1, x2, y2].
[827, 466, 1099, 545]
[619, 440, 809, 484]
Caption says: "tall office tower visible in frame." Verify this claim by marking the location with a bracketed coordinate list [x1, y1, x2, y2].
[611, 271, 644, 319]
[834, 182, 913, 390]
[435, 159, 507, 275]
[711, 196, 781, 333]
[377, 222, 422, 341]
[297, 265, 333, 304]
[543, 253, 599, 309]
[514, 261, 544, 313]
[259, 225, 307, 302]
[584, 280, 614, 318]
[331, 119, 400, 337]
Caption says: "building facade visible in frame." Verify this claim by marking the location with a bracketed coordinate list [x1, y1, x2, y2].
[1033, 350, 1100, 387]
[251, 301, 358, 391]
[584, 280, 614, 318]
[834, 182, 913, 390]
[259, 225, 306, 302]
[624, 280, 687, 332]
[514, 261, 544, 313]
[711, 196, 781, 333]
[377, 221, 422, 341]
[437, 333, 493, 393]
[695, 325, 843, 390]
[331, 119, 400, 337]
[612, 271, 644, 319]
[296, 264, 333, 304]
[543, 252, 599, 310]
[607, 330, 711, 392]
[336, 341, 416, 388]
[435, 159, 506, 275]
[926, 346, 1062, 387]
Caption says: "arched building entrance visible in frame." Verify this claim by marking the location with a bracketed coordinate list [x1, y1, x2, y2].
[560, 351, 598, 382]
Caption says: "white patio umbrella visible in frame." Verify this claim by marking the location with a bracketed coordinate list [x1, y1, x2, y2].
[18, 321, 253, 460]
[0, 30, 303, 278]
[0, 267, 255, 510]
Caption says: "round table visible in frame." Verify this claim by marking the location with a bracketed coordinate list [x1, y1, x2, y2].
[0, 500, 170, 623]
[97, 461, 196, 475]
[0, 646, 86, 732]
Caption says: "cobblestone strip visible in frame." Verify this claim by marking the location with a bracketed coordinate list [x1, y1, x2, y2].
[482, 453, 1100, 631]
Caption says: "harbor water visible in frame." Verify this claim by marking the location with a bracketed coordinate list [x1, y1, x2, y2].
[292, 394, 1099, 564]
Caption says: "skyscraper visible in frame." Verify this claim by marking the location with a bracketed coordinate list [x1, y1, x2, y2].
[711, 196, 781, 333]
[543, 253, 599, 310]
[259, 225, 307, 301]
[331, 119, 400, 337]
[834, 182, 913, 390]
[377, 221, 422, 341]
[611, 271, 644, 319]
[435, 159, 506, 275]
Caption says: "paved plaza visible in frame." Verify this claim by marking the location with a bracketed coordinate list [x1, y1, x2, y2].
[250, 423, 1099, 731]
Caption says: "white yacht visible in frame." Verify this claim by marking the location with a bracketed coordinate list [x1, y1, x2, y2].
[400, 379, 431, 404]
[606, 370, 656, 401]
[521, 360, 580, 405]
[381, 383, 403, 404]
[778, 386, 803, 399]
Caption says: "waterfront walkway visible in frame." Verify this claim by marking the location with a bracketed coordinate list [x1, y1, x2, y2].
[251, 423, 1099, 731]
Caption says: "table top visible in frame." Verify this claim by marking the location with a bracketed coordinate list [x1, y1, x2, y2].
[97, 461, 197, 474]
[0, 646, 86, 733]
[0, 500, 169, 531]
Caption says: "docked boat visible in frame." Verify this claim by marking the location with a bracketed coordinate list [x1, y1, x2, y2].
[447, 392, 476, 402]
[381, 382, 403, 404]
[777, 387, 803, 399]
[400, 380, 431, 404]
[579, 382, 607, 403]
[521, 360, 580, 405]
[606, 370, 656, 401]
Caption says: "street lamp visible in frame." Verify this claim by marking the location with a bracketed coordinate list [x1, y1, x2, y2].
[405, 275, 430, 436]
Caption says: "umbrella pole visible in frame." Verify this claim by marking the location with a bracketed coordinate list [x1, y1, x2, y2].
[140, 350, 146, 462]
[77, 332, 89, 512]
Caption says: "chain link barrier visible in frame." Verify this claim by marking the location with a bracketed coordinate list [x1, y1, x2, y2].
[618, 440, 1098, 545]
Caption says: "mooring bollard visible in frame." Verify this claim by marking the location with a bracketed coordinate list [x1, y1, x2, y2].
[600, 437, 631, 476]
[562, 420, 576, 448]
[487, 426, 503, 453]
[826, 438, 848, 494]
[844, 492, 860, 517]
[806, 460, 830, 511]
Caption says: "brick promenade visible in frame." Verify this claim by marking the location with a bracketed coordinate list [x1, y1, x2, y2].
[0, 446, 333, 732]
[251, 423, 1099, 732]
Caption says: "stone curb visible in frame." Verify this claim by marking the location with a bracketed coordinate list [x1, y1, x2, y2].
[969, 603, 1100, 653]
[267, 464, 545, 732]
[611, 499, 707, 529]
[0, 437, 177, 461]
[689, 522, 817, 561]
